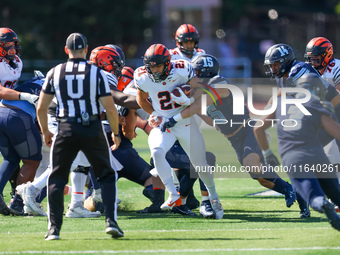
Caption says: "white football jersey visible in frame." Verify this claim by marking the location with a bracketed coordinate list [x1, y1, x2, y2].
[322, 58, 340, 87]
[0, 56, 22, 89]
[134, 59, 195, 118]
[169, 47, 206, 62]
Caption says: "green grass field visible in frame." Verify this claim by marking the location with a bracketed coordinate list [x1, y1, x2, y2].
[0, 128, 339, 255]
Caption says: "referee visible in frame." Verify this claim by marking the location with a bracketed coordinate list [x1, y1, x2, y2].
[37, 33, 123, 240]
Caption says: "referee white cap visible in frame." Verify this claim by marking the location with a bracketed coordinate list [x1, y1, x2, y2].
[66, 33, 88, 50]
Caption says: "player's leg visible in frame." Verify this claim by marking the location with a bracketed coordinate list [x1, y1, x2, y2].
[80, 122, 123, 237]
[148, 127, 179, 209]
[175, 119, 223, 219]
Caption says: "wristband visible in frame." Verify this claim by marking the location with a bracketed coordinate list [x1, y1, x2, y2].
[262, 148, 272, 157]
[142, 121, 149, 130]
[173, 113, 183, 122]
[189, 97, 195, 104]
[114, 133, 120, 137]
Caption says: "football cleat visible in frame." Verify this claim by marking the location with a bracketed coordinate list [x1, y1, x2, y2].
[211, 199, 224, 219]
[137, 203, 165, 213]
[24, 203, 47, 217]
[45, 227, 60, 241]
[65, 205, 101, 218]
[199, 200, 216, 219]
[0, 194, 10, 216]
[171, 204, 197, 216]
[8, 196, 26, 216]
[299, 199, 311, 218]
[322, 200, 340, 231]
[106, 219, 124, 238]
[300, 208, 311, 218]
[283, 185, 296, 208]
[160, 195, 181, 210]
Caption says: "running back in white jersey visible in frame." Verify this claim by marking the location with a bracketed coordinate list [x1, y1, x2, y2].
[134, 59, 195, 118]
[169, 47, 206, 62]
[0, 55, 22, 88]
[322, 58, 340, 87]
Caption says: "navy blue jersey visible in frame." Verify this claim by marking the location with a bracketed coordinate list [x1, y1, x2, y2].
[277, 61, 338, 102]
[1, 77, 43, 120]
[276, 96, 335, 157]
[206, 76, 250, 136]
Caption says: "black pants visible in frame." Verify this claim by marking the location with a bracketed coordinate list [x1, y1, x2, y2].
[48, 120, 117, 231]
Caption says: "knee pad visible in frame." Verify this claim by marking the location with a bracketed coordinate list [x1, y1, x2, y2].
[72, 165, 90, 175]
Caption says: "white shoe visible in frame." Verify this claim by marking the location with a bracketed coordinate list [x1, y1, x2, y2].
[65, 205, 101, 218]
[160, 194, 181, 210]
[199, 200, 216, 219]
[24, 203, 47, 216]
[16, 181, 31, 197]
[211, 199, 224, 219]
[23, 184, 47, 216]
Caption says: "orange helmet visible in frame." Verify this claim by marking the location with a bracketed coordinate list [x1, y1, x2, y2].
[0, 27, 21, 60]
[175, 24, 199, 55]
[143, 44, 171, 82]
[305, 37, 333, 70]
[89, 46, 123, 77]
[117, 66, 134, 91]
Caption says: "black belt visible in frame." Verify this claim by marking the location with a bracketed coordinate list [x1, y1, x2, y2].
[56, 115, 99, 123]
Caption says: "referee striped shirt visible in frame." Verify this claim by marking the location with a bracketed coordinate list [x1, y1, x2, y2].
[42, 58, 111, 118]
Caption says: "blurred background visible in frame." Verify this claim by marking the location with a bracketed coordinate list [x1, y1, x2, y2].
[2, 0, 340, 83]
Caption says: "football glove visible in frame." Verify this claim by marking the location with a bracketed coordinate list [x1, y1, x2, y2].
[161, 117, 177, 132]
[19, 92, 39, 108]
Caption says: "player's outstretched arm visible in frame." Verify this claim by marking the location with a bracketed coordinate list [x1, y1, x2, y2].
[0, 82, 20, 100]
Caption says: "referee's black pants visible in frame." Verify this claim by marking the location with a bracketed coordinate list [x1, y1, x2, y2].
[48, 120, 117, 231]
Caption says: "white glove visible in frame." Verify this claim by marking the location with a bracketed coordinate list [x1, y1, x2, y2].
[171, 89, 194, 106]
[19, 92, 39, 108]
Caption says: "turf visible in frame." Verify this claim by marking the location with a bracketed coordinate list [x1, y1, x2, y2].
[0, 128, 339, 255]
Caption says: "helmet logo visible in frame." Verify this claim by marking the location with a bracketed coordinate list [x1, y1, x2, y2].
[150, 62, 156, 66]
[278, 46, 289, 56]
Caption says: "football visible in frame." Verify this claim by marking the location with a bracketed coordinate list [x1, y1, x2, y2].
[171, 84, 193, 98]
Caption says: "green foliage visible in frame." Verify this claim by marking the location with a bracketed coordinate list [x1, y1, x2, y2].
[0, 0, 154, 59]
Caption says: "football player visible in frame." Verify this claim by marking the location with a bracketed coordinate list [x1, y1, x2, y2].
[305, 37, 340, 198]
[170, 24, 205, 62]
[136, 44, 224, 219]
[170, 24, 213, 216]
[162, 54, 307, 216]
[256, 73, 340, 231]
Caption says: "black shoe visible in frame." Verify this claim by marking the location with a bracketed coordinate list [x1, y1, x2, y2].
[172, 204, 197, 216]
[299, 200, 311, 218]
[283, 185, 296, 208]
[45, 227, 60, 240]
[186, 189, 200, 210]
[8, 195, 26, 216]
[142, 188, 154, 202]
[0, 195, 10, 216]
[106, 219, 124, 238]
[322, 200, 340, 231]
[137, 203, 165, 213]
